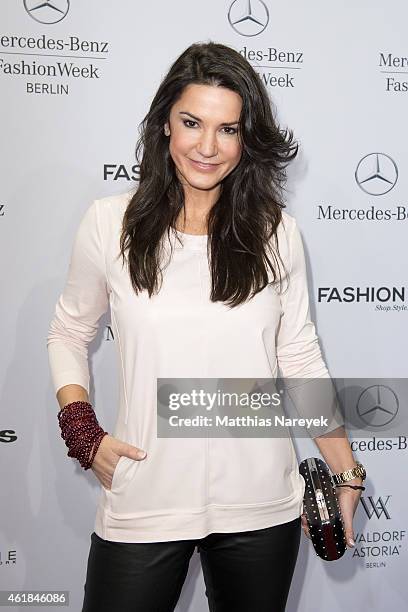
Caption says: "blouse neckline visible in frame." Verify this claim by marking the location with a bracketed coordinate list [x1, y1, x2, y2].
[173, 228, 208, 251]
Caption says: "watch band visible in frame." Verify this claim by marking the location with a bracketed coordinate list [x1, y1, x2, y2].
[331, 461, 366, 485]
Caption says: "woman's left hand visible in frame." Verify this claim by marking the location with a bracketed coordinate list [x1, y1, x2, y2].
[301, 481, 363, 549]
[335, 483, 362, 548]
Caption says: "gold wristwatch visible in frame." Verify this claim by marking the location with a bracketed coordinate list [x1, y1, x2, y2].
[331, 461, 366, 485]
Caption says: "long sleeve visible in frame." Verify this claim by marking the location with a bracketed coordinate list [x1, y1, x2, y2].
[275, 218, 344, 436]
[46, 199, 110, 395]
[276, 218, 328, 379]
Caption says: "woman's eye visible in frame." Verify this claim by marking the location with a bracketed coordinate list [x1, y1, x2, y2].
[182, 120, 238, 135]
[222, 126, 238, 135]
[183, 120, 197, 128]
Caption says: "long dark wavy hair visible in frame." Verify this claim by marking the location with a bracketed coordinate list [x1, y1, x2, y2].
[119, 41, 299, 308]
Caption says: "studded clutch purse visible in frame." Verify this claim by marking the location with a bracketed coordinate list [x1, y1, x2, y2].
[299, 457, 347, 561]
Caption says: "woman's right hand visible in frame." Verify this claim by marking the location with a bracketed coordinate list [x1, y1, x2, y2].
[90, 434, 147, 490]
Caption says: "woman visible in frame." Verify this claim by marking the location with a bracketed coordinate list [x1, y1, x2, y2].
[47, 41, 365, 612]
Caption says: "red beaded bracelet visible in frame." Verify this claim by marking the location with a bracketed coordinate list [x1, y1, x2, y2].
[57, 401, 108, 470]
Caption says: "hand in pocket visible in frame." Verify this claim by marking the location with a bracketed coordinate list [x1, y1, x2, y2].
[90, 434, 147, 490]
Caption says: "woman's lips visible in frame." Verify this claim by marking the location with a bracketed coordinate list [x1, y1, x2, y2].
[188, 158, 221, 172]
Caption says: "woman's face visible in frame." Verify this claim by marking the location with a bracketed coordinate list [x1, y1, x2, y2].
[165, 83, 243, 194]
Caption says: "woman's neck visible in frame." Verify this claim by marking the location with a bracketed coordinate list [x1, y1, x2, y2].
[176, 185, 220, 235]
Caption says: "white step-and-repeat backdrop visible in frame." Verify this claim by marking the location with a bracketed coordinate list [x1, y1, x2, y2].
[1, 1, 407, 610]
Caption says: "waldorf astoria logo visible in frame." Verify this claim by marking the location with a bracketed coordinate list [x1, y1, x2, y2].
[360, 495, 391, 520]
[24, 0, 70, 25]
[353, 494, 407, 568]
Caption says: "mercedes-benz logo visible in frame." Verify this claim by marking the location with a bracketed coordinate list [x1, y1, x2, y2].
[355, 153, 398, 196]
[357, 385, 399, 427]
[24, 0, 70, 24]
[228, 0, 269, 37]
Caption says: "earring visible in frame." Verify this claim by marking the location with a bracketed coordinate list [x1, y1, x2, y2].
[164, 126, 170, 136]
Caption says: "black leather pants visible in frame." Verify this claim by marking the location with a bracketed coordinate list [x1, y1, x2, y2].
[81, 516, 301, 612]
